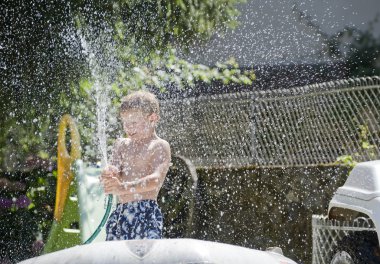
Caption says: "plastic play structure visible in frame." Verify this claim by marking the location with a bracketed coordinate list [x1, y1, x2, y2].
[43, 114, 82, 252]
[36, 114, 298, 264]
[312, 160, 380, 264]
[43, 114, 115, 253]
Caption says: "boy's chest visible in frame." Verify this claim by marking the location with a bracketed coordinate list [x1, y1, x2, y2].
[120, 147, 152, 175]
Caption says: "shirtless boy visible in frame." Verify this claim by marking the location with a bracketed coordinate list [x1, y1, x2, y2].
[100, 90, 171, 240]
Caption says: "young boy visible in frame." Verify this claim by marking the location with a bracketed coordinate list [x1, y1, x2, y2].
[100, 90, 171, 241]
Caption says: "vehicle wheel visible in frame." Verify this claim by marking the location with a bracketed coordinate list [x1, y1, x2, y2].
[330, 231, 380, 264]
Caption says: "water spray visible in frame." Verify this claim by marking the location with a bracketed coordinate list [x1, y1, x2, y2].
[78, 27, 119, 244]
[81, 82, 114, 244]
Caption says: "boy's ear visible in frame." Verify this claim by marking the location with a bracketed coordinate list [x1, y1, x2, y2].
[149, 113, 160, 122]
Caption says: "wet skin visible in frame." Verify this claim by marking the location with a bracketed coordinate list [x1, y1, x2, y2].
[100, 110, 171, 203]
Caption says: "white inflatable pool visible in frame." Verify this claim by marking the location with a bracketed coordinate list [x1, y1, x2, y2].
[20, 238, 297, 264]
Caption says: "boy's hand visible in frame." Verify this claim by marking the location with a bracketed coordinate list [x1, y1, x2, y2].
[100, 165, 119, 181]
[102, 177, 122, 195]
[100, 165, 122, 194]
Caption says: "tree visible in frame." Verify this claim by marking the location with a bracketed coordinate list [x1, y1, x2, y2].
[324, 22, 380, 77]
[0, 0, 255, 169]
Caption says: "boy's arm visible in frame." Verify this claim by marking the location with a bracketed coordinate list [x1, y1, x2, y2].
[100, 138, 124, 181]
[109, 138, 124, 169]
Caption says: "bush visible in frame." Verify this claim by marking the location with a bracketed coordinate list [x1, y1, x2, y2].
[0, 168, 56, 263]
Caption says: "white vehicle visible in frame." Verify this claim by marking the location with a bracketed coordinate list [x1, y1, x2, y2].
[313, 160, 380, 264]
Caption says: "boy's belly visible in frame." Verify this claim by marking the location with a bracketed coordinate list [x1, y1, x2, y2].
[117, 190, 159, 203]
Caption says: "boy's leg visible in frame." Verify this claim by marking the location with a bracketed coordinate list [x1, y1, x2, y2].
[119, 200, 163, 240]
[118, 202, 140, 240]
[105, 204, 123, 241]
[141, 200, 163, 239]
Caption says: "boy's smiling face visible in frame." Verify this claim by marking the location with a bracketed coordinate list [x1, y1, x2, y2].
[120, 109, 158, 140]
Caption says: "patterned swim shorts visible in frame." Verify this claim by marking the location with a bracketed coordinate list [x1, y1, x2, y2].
[105, 200, 163, 241]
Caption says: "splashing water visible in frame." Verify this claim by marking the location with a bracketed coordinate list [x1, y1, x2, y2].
[77, 26, 120, 166]
[94, 81, 110, 166]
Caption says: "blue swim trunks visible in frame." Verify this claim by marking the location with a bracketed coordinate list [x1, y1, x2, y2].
[105, 200, 163, 240]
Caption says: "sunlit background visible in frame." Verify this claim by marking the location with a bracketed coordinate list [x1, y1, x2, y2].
[0, 0, 379, 263]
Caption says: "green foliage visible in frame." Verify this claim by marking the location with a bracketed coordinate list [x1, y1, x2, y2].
[0, 114, 57, 171]
[0, 169, 56, 262]
[25, 171, 56, 241]
[336, 155, 357, 168]
[336, 124, 377, 168]
[114, 0, 241, 48]
[116, 49, 255, 92]
[73, 0, 242, 49]
[107, 0, 253, 93]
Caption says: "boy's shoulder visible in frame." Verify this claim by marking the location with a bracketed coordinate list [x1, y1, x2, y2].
[114, 137, 131, 148]
[149, 137, 170, 152]
[114, 137, 170, 153]
[153, 137, 170, 146]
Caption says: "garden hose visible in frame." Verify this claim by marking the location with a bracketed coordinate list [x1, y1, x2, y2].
[83, 194, 113, 244]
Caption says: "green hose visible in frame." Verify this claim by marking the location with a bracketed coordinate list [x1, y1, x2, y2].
[83, 194, 113, 244]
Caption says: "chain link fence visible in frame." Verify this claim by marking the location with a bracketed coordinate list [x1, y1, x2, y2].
[158, 76, 380, 168]
[312, 215, 376, 264]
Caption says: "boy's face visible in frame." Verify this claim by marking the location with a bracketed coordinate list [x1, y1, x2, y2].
[120, 110, 158, 140]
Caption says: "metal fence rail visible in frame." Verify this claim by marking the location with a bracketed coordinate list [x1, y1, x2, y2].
[311, 215, 376, 264]
[158, 76, 380, 168]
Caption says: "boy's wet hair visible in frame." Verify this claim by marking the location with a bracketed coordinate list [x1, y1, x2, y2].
[120, 90, 159, 115]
